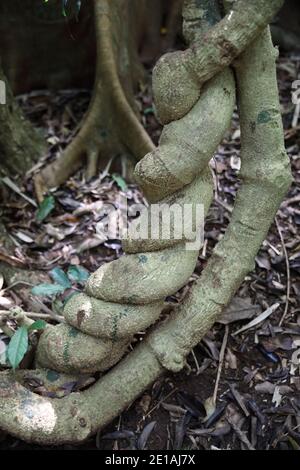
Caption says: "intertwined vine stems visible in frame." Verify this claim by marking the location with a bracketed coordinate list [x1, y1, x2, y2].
[0, 0, 292, 444]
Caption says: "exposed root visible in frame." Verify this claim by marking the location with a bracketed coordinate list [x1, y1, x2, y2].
[0, 0, 291, 445]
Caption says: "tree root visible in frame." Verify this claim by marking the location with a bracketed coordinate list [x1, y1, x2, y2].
[34, 0, 154, 199]
[0, 0, 291, 444]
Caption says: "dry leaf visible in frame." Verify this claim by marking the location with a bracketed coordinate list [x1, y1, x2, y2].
[218, 296, 260, 325]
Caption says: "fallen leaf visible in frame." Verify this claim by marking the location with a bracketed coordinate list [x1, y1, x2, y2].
[112, 174, 128, 191]
[219, 296, 261, 325]
[225, 348, 238, 369]
[261, 335, 294, 352]
[272, 386, 282, 407]
[255, 255, 271, 270]
[76, 235, 106, 253]
[67, 265, 90, 283]
[50, 267, 71, 289]
[203, 396, 216, 423]
[1, 177, 37, 207]
[232, 303, 280, 336]
[255, 381, 293, 395]
[14, 231, 34, 244]
[230, 155, 241, 171]
[36, 195, 55, 223]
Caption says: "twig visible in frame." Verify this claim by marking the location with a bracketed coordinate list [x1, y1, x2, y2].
[276, 218, 291, 326]
[113, 415, 122, 451]
[280, 194, 300, 208]
[232, 303, 280, 336]
[213, 325, 229, 405]
[0, 311, 53, 320]
[2, 281, 34, 293]
[292, 102, 300, 128]
[215, 196, 234, 213]
[229, 383, 249, 417]
[138, 388, 178, 425]
[191, 349, 201, 375]
[1, 177, 37, 207]
[30, 298, 64, 323]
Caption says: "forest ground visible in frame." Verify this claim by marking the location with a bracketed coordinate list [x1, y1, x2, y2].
[0, 53, 299, 451]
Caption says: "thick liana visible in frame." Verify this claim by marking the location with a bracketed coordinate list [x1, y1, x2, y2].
[0, 0, 291, 444]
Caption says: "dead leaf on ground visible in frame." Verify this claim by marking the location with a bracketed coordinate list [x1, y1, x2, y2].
[218, 296, 261, 325]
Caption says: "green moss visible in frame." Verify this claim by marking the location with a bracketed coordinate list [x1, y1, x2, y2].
[46, 370, 60, 383]
[257, 108, 278, 124]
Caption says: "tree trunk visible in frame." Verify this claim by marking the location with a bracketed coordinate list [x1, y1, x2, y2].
[0, 63, 45, 177]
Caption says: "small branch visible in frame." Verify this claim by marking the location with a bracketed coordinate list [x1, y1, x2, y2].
[0, 307, 34, 329]
[0, 311, 53, 321]
[232, 303, 280, 336]
[30, 298, 65, 323]
[276, 217, 291, 326]
[213, 325, 229, 405]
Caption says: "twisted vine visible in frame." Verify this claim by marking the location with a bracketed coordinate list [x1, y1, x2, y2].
[34, 0, 234, 376]
[0, 0, 290, 444]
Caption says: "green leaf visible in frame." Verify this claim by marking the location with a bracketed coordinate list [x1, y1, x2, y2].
[67, 265, 90, 283]
[36, 195, 55, 223]
[7, 326, 29, 369]
[50, 267, 71, 288]
[112, 174, 128, 192]
[31, 283, 65, 297]
[28, 320, 47, 331]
